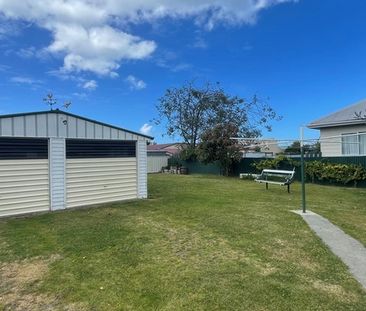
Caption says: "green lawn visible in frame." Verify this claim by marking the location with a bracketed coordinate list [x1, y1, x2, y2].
[0, 174, 366, 310]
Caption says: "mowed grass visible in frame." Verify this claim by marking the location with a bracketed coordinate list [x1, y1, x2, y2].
[0, 174, 366, 310]
[307, 183, 366, 247]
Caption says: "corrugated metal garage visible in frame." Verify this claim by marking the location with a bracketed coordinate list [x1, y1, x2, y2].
[0, 110, 152, 217]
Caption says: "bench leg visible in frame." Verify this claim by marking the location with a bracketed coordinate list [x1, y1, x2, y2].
[287, 184, 290, 193]
[266, 183, 268, 190]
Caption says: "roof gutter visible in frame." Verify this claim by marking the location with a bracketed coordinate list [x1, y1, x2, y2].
[307, 119, 366, 129]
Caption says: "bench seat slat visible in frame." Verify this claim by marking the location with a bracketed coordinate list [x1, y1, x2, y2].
[255, 180, 286, 185]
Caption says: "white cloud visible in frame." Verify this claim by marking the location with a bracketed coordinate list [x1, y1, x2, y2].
[0, 18, 20, 39]
[140, 123, 153, 136]
[48, 25, 156, 75]
[14, 46, 49, 60]
[10, 76, 42, 85]
[82, 79, 98, 90]
[16, 46, 36, 58]
[72, 92, 88, 99]
[192, 36, 208, 49]
[155, 50, 192, 72]
[0, 0, 295, 75]
[110, 72, 119, 79]
[125, 75, 146, 90]
[0, 64, 10, 72]
[156, 60, 192, 72]
[0, 25, 6, 39]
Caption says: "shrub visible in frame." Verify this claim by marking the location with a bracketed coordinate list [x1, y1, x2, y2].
[168, 155, 182, 167]
[251, 155, 299, 172]
[305, 161, 324, 183]
[317, 162, 366, 187]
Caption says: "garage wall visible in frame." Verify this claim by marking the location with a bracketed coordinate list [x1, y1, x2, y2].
[66, 158, 137, 208]
[0, 137, 50, 217]
[137, 141, 148, 198]
[49, 138, 66, 210]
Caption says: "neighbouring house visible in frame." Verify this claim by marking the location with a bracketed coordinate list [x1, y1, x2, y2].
[0, 109, 152, 217]
[241, 139, 283, 158]
[259, 139, 284, 155]
[308, 99, 366, 156]
[147, 143, 185, 173]
[147, 143, 184, 155]
[147, 150, 171, 173]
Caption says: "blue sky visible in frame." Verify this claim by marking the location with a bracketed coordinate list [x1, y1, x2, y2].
[0, 0, 365, 142]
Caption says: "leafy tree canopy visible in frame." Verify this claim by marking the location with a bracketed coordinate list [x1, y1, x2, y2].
[284, 141, 321, 154]
[197, 123, 242, 176]
[156, 81, 281, 151]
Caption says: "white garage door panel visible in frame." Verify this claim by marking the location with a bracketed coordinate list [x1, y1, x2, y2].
[67, 166, 136, 173]
[67, 173, 136, 181]
[0, 159, 50, 217]
[67, 179, 135, 188]
[68, 184, 136, 195]
[66, 158, 137, 208]
[67, 194, 137, 209]
[67, 171, 137, 179]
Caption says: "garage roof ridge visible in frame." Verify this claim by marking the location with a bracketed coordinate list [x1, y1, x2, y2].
[0, 109, 153, 140]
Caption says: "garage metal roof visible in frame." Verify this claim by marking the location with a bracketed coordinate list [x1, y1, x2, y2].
[0, 109, 153, 140]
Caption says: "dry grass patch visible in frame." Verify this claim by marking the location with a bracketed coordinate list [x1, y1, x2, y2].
[268, 238, 321, 272]
[0, 255, 87, 311]
[311, 280, 359, 303]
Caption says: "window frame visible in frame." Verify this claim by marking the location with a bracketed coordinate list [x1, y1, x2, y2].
[341, 132, 366, 156]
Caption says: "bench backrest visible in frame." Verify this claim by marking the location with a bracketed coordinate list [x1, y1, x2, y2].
[257, 168, 295, 184]
[262, 169, 295, 175]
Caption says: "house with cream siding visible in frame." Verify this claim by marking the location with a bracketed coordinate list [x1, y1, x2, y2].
[308, 100, 366, 156]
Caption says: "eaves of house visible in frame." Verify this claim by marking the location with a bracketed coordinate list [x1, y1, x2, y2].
[308, 99, 366, 129]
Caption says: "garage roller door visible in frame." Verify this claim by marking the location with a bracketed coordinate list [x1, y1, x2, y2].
[0, 138, 49, 217]
[66, 139, 137, 208]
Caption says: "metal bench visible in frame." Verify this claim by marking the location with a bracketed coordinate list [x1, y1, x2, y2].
[255, 168, 295, 193]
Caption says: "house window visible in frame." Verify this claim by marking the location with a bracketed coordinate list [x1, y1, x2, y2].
[341, 133, 366, 155]
[360, 132, 366, 155]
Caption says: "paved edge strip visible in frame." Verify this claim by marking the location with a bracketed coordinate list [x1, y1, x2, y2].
[291, 209, 366, 290]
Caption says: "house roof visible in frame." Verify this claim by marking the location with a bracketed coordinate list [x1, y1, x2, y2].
[0, 109, 153, 139]
[147, 143, 176, 151]
[147, 143, 183, 155]
[308, 99, 366, 129]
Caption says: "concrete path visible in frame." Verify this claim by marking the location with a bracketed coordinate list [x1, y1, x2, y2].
[292, 210, 366, 290]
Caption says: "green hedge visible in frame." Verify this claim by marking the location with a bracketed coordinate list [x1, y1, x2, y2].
[167, 154, 366, 187]
[306, 161, 366, 187]
[252, 156, 366, 187]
